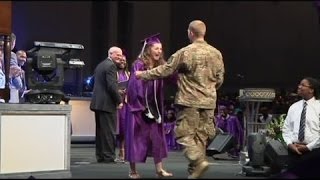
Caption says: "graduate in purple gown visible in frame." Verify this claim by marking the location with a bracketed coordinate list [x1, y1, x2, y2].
[215, 105, 244, 157]
[164, 108, 178, 150]
[114, 52, 130, 163]
[164, 121, 176, 149]
[125, 33, 173, 179]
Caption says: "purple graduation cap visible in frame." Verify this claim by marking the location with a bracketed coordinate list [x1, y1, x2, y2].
[139, 33, 161, 58]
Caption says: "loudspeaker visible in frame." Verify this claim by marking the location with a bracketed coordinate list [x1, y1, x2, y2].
[264, 139, 288, 171]
[206, 133, 234, 156]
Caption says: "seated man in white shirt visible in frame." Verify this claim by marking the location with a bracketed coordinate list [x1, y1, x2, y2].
[279, 77, 320, 178]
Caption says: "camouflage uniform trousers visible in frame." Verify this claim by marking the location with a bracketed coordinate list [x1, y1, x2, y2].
[174, 106, 216, 175]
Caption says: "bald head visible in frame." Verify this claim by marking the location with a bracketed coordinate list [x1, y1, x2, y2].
[108, 46, 123, 62]
[108, 46, 122, 57]
[188, 20, 206, 38]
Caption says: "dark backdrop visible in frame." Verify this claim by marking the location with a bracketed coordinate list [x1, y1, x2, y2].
[11, 1, 320, 96]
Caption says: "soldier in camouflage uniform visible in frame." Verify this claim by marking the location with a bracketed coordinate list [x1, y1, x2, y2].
[135, 20, 225, 179]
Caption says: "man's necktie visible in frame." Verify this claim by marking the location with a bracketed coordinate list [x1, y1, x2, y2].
[298, 101, 307, 142]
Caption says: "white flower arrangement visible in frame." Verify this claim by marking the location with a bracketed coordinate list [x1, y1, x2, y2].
[266, 114, 286, 143]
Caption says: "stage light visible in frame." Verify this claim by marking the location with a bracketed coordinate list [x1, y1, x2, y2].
[83, 75, 94, 92]
[85, 76, 93, 86]
[81, 75, 94, 97]
[25, 41, 84, 104]
[242, 132, 271, 176]
[248, 132, 266, 166]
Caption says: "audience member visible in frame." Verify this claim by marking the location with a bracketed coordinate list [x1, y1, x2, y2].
[16, 50, 30, 102]
[215, 105, 243, 158]
[9, 33, 22, 103]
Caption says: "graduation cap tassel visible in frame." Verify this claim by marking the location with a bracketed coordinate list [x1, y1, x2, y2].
[138, 41, 147, 59]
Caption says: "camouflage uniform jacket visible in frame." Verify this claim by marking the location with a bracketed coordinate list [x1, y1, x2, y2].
[140, 40, 225, 109]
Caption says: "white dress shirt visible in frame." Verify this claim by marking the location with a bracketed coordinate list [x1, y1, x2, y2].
[282, 97, 320, 150]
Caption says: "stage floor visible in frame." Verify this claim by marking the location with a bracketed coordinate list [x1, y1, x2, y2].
[70, 144, 267, 179]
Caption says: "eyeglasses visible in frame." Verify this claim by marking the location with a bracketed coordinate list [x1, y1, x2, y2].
[299, 83, 311, 88]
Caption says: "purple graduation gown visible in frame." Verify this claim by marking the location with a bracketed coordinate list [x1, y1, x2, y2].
[125, 59, 168, 164]
[216, 114, 244, 150]
[164, 122, 177, 150]
[116, 70, 129, 137]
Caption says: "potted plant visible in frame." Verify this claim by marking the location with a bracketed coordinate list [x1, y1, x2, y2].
[266, 114, 286, 143]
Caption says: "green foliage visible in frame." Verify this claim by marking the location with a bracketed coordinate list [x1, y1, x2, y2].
[266, 114, 286, 143]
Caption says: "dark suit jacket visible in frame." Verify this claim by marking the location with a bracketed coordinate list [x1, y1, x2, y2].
[90, 58, 121, 113]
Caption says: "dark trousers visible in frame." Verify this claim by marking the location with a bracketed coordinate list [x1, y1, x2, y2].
[94, 110, 117, 162]
[286, 147, 320, 178]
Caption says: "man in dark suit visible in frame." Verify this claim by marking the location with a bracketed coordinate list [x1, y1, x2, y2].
[90, 46, 123, 163]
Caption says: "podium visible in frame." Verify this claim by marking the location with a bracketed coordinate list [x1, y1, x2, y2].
[238, 88, 275, 176]
[0, 104, 72, 178]
[239, 88, 275, 147]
